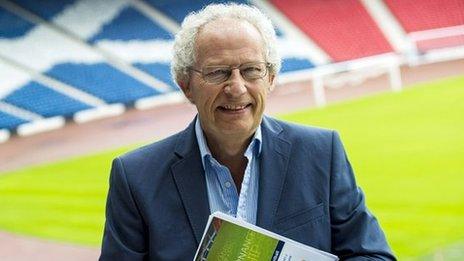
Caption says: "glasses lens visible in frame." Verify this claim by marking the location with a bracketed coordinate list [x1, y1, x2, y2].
[203, 66, 230, 83]
[240, 63, 267, 80]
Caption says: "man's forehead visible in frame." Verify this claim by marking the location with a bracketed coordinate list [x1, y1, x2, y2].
[194, 18, 265, 59]
[197, 18, 262, 43]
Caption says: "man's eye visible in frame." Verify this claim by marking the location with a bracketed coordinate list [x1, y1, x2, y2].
[206, 69, 229, 77]
[243, 66, 262, 75]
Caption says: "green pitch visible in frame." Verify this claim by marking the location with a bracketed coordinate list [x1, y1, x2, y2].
[0, 75, 463, 259]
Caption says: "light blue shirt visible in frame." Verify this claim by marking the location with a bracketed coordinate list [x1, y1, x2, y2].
[195, 117, 262, 224]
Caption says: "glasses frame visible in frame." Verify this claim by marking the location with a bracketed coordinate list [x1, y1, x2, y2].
[189, 62, 271, 84]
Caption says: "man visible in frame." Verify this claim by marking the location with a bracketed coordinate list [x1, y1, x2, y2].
[100, 3, 395, 260]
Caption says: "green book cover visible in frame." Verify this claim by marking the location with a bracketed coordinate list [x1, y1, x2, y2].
[194, 212, 338, 261]
[207, 218, 279, 260]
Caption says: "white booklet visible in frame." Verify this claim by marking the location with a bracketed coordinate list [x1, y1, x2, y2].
[194, 212, 338, 261]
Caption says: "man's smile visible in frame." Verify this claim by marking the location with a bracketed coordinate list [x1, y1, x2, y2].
[217, 103, 252, 113]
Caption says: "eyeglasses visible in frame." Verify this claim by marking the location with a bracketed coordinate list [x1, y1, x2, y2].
[189, 62, 271, 84]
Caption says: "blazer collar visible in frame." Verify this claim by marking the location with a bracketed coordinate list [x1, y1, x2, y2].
[171, 117, 210, 245]
[257, 116, 292, 230]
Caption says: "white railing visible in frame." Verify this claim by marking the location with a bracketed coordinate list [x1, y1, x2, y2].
[0, 129, 10, 143]
[406, 25, 464, 65]
[278, 53, 403, 107]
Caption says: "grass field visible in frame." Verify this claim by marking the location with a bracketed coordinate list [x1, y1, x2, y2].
[0, 75, 463, 259]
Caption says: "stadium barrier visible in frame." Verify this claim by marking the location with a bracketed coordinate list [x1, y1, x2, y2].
[0, 129, 10, 143]
[278, 53, 402, 107]
[16, 116, 65, 136]
[406, 25, 464, 65]
[418, 46, 464, 64]
[73, 103, 125, 124]
[135, 91, 185, 110]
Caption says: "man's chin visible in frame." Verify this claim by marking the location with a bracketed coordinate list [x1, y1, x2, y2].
[215, 123, 258, 138]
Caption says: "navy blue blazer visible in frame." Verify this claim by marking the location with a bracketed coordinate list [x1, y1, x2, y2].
[100, 116, 395, 260]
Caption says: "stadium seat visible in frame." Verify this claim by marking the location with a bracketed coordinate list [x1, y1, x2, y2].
[89, 6, 173, 42]
[280, 58, 315, 73]
[45, 63, 161, 104]
[88, 5, 177, 90]
[271, 0, 393, 61]
[384, 0, 464, 32]
[0, 6, 34, 38]
[2, 82, 92, 118]
[134, 62, 178, 89]
[0, 110, 28, 130]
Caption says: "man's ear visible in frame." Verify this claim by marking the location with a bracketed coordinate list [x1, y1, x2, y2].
[179, 80, 195, 104]
[268, 73, 276, 91]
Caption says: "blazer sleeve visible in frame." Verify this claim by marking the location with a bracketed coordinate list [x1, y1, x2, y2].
[100, 157, 148, 260]
[329, 131, 396, 260]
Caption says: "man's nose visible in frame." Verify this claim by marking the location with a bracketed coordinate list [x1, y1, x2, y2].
[224, 69, 247, 96]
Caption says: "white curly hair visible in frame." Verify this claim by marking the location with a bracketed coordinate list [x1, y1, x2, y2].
[171, 3, 281, 86]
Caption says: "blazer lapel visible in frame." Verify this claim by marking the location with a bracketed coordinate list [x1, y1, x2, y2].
[171, 119, 210, 245]
[257, 117, 292, 230]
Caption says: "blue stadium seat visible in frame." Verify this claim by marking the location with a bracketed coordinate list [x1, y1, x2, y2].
[2, 82, 92, 118]
[90, 6, 173, 42]
[144, 0, 249, 23]
[45, 63, 162, 104]
[134, 62, 178, 90]
[280, 58, 315, 73]
[88, 6, 176, 93]
[0, 110, 28, 130]
[12, 0, 76, 20]
[0, 7, 35, 38]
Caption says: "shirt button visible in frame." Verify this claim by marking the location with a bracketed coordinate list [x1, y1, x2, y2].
[225, 181, 231, 188]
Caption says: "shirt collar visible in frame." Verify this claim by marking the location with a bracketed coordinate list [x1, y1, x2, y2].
[195, 117, 262, 168]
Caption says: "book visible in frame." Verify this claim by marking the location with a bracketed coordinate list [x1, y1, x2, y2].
[194, 212, 338, 261]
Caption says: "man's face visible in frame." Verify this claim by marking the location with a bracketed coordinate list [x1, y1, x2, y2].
[181, 18, 275, 141]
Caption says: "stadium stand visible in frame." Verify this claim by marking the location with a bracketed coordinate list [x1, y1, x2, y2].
[89, 6, 172, 42]
[0, 2, 173, 131]
[88, 5, 177, 89]
[271, 0, 394, 61]
[0, 4, 162, 102]
[383, 0, 464, 52]
[134, 62, 177, 89]
[45, 63, 161, 104]
[0, 5, 34, 37]
[5, 0, 173, 90]
[0, 111, 28, 130]
[383, 0, 464, 32]
[1, 82, 92, 118]
[7, 0, 76, 20]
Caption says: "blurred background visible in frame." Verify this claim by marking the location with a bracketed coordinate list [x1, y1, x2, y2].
[0, 0, 463, 260]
